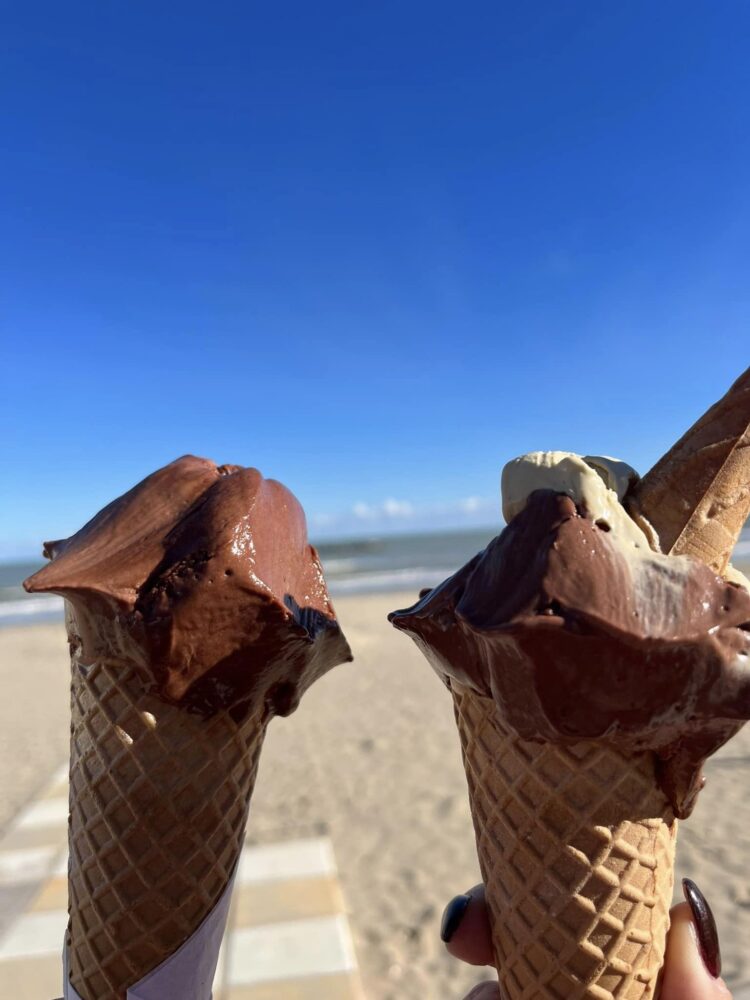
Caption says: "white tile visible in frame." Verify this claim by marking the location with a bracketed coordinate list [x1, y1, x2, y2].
[49, 762, 69, 788]
[0, 847, 61, 886]
[212, 935, 227, 993]
[0, 909, 67, 959]
[14, 798, 68, 831]
[237, 838, 335, 886]
[52, 853, 69, 877]
[227, 914, 356, 986]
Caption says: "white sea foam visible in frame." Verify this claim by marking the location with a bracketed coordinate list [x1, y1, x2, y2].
[328, 567, 455, 595]
[0, 596, 64, 624]
[319, 558, 359, 575]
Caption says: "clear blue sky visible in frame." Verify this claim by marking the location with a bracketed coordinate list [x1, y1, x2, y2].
[2, 3, 749, 558]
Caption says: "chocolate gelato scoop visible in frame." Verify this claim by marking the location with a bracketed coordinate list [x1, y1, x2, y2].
[390, 454, 750, 818]
[25, 455, 352, 718]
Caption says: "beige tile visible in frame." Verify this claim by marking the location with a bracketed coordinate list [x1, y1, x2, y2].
[28, 876, 68, 912]
[237, 839, 335, 885]
[0, 909, 67, 960]
[224, 972, 364, 1000]
[0, 885, 40, 939]
[14, 797, 68, 831]
[41, 781, 68, 802]
[0, 954, 62, 999]
[231, 876, 344, 929]
[0, 825, 67, 851]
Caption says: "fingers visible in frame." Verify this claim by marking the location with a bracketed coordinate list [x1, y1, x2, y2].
[441, 884, 494, 966]
[661, 880, 732, 1000]
[442, 889, 500, 999]
[445, 878, 733, 1000]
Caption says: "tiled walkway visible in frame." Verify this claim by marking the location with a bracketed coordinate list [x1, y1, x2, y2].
[0, 765, 364, 999]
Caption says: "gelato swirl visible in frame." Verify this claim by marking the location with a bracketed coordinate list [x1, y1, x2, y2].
[25, 455, 352, 719]
[390, 453, 750, 817]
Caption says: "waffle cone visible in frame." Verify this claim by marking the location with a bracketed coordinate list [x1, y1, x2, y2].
[66, 638, 266, 999]
[453, 683, 677, 1000]
[627, 366, 750, 573]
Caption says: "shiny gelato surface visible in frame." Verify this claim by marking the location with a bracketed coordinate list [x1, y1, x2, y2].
[25, 456, 352, 718]
[390, 453, 750, 818]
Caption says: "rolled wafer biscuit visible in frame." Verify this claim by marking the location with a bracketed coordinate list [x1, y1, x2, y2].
[627, 365, 750, 573]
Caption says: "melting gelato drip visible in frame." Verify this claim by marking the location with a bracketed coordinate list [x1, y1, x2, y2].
[25, 456, 352, 718]
[390, 452, 750, 818]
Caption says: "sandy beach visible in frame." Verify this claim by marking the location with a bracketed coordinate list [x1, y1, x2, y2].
[2, 592, 750, 998]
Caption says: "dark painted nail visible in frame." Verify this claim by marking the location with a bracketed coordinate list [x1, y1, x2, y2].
[682, 878, 721, 978]
[440, 893, 472, 942]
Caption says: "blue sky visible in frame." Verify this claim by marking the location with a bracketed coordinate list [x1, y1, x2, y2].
[2, 3, 749, 558]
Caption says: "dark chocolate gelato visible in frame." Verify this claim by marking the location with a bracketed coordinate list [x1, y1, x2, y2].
[25, 455, 352, 718]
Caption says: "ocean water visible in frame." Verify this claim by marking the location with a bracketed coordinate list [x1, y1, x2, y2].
[0, 528, 499, 628]
[3, 524, 749, 629]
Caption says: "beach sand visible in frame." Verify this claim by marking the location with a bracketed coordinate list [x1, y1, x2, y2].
[2, 593, 749, 997]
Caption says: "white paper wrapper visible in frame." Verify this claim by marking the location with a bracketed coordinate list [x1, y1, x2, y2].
[63, 866, 235, 1000]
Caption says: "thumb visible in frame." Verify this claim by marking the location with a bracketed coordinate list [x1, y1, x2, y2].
[661, 881, 732, 1000]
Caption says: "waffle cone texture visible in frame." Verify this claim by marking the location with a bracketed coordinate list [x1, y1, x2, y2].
[453, 683, 677, 1000]
[67, 649, 266, 1000]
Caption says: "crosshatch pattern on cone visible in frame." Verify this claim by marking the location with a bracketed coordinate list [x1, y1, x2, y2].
[68, 657, 266, 1000]
[453, 683, 677, 1000]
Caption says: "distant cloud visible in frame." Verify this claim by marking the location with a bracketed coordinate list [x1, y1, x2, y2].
[309, 511, 336, 527]
[381, 498, 414, 517]
[352, 498, 414, 520]
[310, 494, 499, 539]
[352, 502, 374, 519]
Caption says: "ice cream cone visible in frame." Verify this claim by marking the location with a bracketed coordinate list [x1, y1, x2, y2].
[627, 365, 750, 573]
[453, 682, 677, 1000]
[391, 375, 750, 998]
[448, 462, 746, 991]
[23, 457, 353, 1000]
[455, 376, 750, 995]
[65, 601, 267, 1000]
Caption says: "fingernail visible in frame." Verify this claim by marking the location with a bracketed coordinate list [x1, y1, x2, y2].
[682, 878, 721, 978]
[440, 893, 472, 942]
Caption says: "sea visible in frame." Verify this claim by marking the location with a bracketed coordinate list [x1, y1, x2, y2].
[0, 527, 498, 628]
[3, 524, 749, 630]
